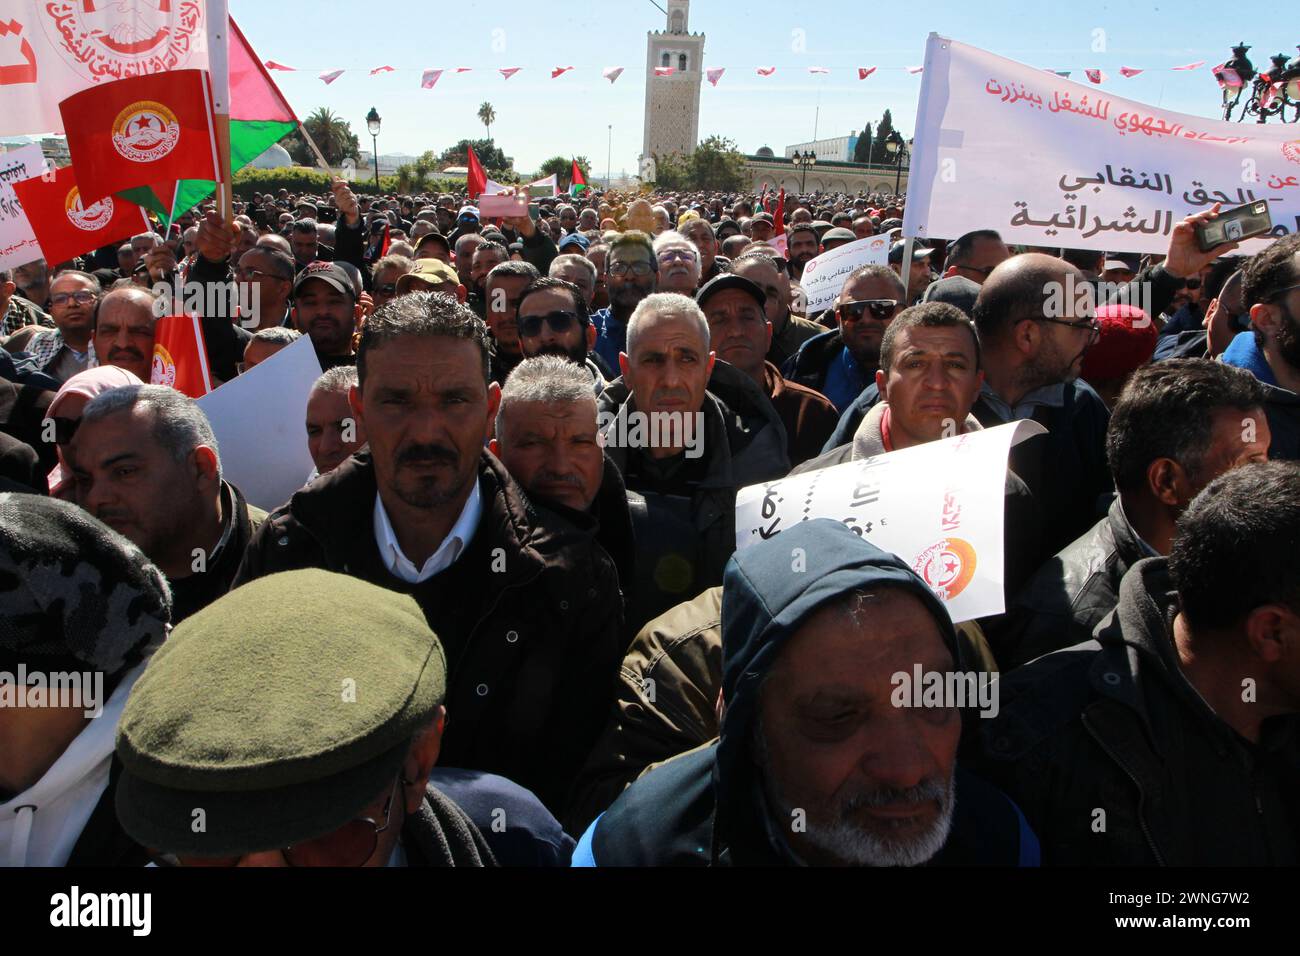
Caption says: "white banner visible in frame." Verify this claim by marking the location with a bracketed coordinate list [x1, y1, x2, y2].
[734, 420, 1045, 622]
[0, 1, 210, 137]
[0, 144, 45, 270]
[197, 334, 321, 512]
[903, 35, 1300, 255]
[798, 234, 891, 314]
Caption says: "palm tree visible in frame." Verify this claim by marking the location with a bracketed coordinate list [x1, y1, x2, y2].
[303, 107, 356, 166]
[478, 102, 496, 141]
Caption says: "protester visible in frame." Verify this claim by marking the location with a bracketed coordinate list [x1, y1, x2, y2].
[1076, 304, 1158, 408]
[515, 278, 605, 384]
[291, 262, 362, 370]
[484, 261, 541, 385]
[0, 495, 171, 866]
[592, 232, 657, 370]
[42, 366, 144, 499]
[574, 520, 1038, 866]
[114, 570, 572, 866]
[941, 230, 1011, 286]
[728, 250, 824, 371]
[26, 271, 101, 382]
[1006, 359, 1269, 667]
[305, 365, 367, 476]
[90, 287, 158, 384]
[548, 254, 598, 309]
[240, 327, 301, 373]
[653, 232, 702, 295]
[68, 385, 265, 624]
[975, 461, 1300, 865]
[233, 292, 623, 812]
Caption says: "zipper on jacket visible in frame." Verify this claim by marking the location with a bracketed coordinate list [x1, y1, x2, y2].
[1081, 712, 1167, 866]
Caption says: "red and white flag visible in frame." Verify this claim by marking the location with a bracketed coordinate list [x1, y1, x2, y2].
[1119, 67, 1143, 78]
[455, 67, 473, 73]
[421, 69, 443, 89]
[602, 67, 625, 83]
[906, 65, 924, 74]
[654, 66, 675, 77]
[858, 67, 877, 80]
[756, 66, 776, 77]
[807, 66, 830, 75]
[370, 65, 395, 75]
[499, 68, 521, 80]
[11, 165, 151, 266]
[319, 69, 345, 84]
[58, 69, 218, 203]
[152, 314, 212, 399]
[706, 67, 725, 87]
[551, 66, 574, 79]
[265, 61, 296, 71]
[1084, 69, 1106, 84]
[1172, 60, 1206, 71]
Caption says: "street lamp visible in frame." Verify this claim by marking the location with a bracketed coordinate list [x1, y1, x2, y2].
[366, 107, 382, 189]
[791, 149, 816, 193]
[885, 131, 907, 196]
[1215, 43, 1300, 124]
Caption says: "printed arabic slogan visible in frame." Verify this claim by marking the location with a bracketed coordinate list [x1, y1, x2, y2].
[733, 421, 1045, 623]
[902, 35, 1300, 255]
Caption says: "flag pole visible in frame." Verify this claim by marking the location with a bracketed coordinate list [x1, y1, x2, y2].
[206, 0, 234, 223]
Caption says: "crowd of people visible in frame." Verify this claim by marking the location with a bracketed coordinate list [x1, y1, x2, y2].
[2, 173, 1299, 868]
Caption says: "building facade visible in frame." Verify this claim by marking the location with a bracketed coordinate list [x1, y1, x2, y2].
[642, 0, 704, 163]
[742, 155, 909, 197]
[784, 134, 859, 163]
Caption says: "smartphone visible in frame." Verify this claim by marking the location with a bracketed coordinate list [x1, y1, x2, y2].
[528, 202, 540, 221]
[479, 193, 528, 218]
[1196, 200, 1272, 252]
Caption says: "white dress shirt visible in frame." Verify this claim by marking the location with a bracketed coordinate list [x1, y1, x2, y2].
[373, 479, 482, 583]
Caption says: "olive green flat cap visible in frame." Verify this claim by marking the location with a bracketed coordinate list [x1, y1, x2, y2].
[115, 569, 446, 857]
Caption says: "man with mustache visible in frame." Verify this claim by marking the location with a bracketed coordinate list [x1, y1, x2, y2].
[91, 287, 158, 383]
[291, 262, 362, 371]
[573, 519, 1038, 866]
[652, 232, 701, 296]
[233, 292, 624, 815]
[25, 271, 102, 383]
[591, 232, 658, 372]
[484, 260, 540, 386]
[516, 278, 606, 388]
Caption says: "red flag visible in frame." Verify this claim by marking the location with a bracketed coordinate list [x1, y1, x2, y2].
[11, 165, 151, 266]
[571, 159, 588, 188]
[59, 69, 218, 204]
[774, 188, 785, 236]
[466, 145, 487, 199]
[151, 314, 213, 398]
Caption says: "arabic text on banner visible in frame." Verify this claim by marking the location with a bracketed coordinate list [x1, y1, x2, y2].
[902, 35, 1300, 255]
[799, 235, 891, 315]
[0, 144, 44, 270]
[734, 421, 1045, 623]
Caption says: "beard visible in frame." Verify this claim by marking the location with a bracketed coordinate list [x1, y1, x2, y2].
[1274, 302, 1300, 370]
[389, 442, 468, 509]
[535, 340, 589, 365]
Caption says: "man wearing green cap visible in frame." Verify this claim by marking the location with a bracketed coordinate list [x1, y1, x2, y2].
[115, 569, 574, 866]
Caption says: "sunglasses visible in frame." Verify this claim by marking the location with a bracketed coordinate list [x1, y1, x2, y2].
[151, 775, 401, 868]
[839, 299, 899, 322]
[519, 310, 581, 337]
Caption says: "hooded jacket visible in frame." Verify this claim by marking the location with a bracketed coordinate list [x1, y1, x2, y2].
[232, 450, 624, 813]
[573, 519, 1038, 866]
[598, 360, 790, 618]
[972, 558, 1300, 865]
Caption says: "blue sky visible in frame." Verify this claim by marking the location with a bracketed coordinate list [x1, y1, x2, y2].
[231, 0, 1299, 176]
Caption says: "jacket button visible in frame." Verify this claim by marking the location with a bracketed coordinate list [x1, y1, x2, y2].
[277, 536, 289, 546]
[476, 683, 489, 696]
[506, 630, 518, 643]
[1103, 672, 1121, 686]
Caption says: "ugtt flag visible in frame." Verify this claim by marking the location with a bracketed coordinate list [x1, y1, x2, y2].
[10, 166, 151, 266]
[152, 315, 213, 398]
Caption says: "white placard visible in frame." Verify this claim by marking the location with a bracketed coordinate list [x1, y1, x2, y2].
[735, 420, 1045, 622]
[197, 334, 322, 512]
[798, 235, 891, 314]
[0, 144, 45, 270]
[0, 2, 211, 137]
[903, 35, 1300, 254]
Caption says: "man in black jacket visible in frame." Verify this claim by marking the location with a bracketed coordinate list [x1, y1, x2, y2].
[232, 292, 623, 814]
[67, 384, 264, 625]
[973, 461, 1300, 865]
[1006, 359, 1269, 667]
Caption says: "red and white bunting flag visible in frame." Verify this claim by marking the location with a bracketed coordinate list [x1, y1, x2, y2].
[421, 69, 444, 90]
[265, 61, 296, 71]
[455, 67, 473, 73]
[551, 66, 574, 79]
[858, 67, 877, 80]
[1213, 64, 1243, 89]
[756, 66, 776, 77]
[1172, 60, 1206, 71]
[906, 65, 924, 74]
[807, 66, 830, 74]
[1119, 67, 1143, 78]
[499, 67, 521, 80]
[370, 66, 395, 75]
[602, 66, 624, 83]
[1261, 81, 1283, 110]
[706, 67, 725, 87]
[1084, 68, 1106, 84]
[654, 66, 675, 77]
[319, 69, 345, 85]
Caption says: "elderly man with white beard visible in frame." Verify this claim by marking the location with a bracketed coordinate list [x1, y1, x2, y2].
[572, 519, 1040, 866]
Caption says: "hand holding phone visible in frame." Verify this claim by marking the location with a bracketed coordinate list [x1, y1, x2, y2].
[1195, 200, 1272, 253]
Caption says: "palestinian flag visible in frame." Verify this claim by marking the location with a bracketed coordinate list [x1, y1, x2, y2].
[569, 159, 589, 196]
[121, 18, 298, 223]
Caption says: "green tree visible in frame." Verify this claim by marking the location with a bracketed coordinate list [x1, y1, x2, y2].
[478, 102, 496, 141]
[689, 135, 746, 191]
[869, 110, 896, 166]
[853, 123, 874, 163]
[438, 138, 511, 177]
[537, 155, 591, 188]
[649, 151, 691, 190]
[286, 108, 361, 167]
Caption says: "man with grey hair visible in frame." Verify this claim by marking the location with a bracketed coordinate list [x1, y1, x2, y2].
[652, 232, 701, 296]
[68, 384, 266, 624]
[599, 292, 789, 621]
[485, 260, 541, 385]
[306, 365, 366, 475]
[548, 254, 598, 309]
[241, 326, 302, 373]
[26, 270, 103, 381]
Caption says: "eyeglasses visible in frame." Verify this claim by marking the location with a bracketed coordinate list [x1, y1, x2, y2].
[657, 249, 698, 264]
[152, 775, 402, 868]
[608, 261, 654, 277]
[839, 299, 899, 322]
[956, 264, 997, 279]
[48, 416, 79, 445]
[519, 310, 581, 337]
[1038, 316, 1102, 340]
[50, 291, 97, 307]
